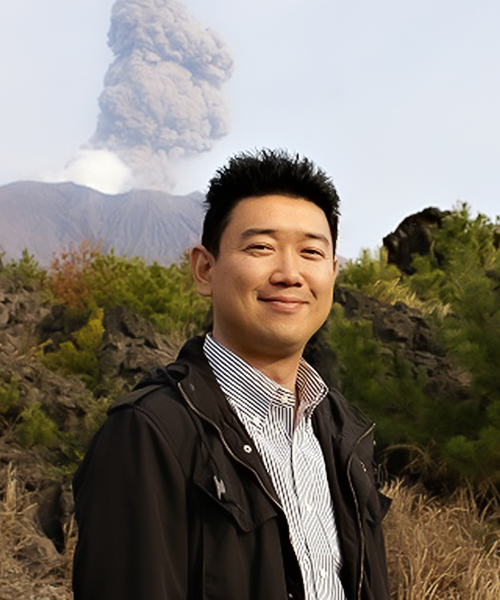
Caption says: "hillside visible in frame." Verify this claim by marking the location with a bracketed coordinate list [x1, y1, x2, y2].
[0, 202, 499, 597]
[0, 181, 204, 266]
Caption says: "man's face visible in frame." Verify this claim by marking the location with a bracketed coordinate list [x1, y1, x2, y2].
[192, 194, 337, 363]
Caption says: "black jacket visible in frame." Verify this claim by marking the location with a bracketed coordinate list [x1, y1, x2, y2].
[73, 336, 391, 600]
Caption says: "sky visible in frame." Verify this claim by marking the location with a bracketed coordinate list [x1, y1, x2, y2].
[1, 0, 499, 259]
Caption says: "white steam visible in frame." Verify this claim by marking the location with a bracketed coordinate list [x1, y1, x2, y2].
[46, 149, 133, 195]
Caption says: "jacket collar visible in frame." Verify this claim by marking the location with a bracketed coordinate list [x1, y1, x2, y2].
[138, 335, 373, 462]
[171, 336, 283, 506]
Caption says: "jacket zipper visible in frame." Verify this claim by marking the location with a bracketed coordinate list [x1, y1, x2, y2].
[347, 422, 376, 600]
[178, 382, 284, 512]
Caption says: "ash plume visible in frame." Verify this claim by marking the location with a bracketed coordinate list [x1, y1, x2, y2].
[89, 0, 234, 190]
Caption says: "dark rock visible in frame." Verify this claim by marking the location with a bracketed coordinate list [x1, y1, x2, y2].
[37, 305, 88, 351]
[0, 279, 51, 358]
[383, 207, 449, 274]
[37, 483, 65, 553]
[98, 306, 183, 384]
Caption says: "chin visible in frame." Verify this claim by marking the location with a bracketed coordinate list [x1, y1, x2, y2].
[258, 332, 309, 357]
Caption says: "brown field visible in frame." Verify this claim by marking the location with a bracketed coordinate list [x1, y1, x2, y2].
[384, 481, 500, 599]
[1, 468, 499, 599]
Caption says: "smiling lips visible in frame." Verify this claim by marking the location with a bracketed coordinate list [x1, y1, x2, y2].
[259, 295, 309, 309]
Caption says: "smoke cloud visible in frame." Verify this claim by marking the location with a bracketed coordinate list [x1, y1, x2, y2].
[89, 0, 234, 190]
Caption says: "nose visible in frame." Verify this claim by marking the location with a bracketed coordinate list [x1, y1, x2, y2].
[269, 250, 304, 287]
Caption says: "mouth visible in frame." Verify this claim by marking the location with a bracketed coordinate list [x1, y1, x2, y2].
[259, 296, 308, 309]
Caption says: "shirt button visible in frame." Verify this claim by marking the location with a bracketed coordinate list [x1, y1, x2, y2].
[320, 568, 327, 578]
[252, 415, 261, 426]
[280, 394, 289, 404]
[306, 503, 313, 514]
[243, 444, 253, 453]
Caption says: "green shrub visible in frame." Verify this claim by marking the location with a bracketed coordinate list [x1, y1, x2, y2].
[1, 249, 46, 289]
[0, 379, 19, 415]
[326, 304, 433, 447]
[39, 310, 104, 389]
[340, 248, 447, 315]
[47, 244, 209, 337]
[340, 248, 401, 292]
[332, 203, 500, 486]
[15, 402, 60, 449]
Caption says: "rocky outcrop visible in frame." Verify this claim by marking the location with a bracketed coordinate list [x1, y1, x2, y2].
[0, 282, 187, 557]
[383, 207, 450, 274]
[0, 277, 91, 430]
[98, 306, 183, 383]
[333, 285, 471, 402]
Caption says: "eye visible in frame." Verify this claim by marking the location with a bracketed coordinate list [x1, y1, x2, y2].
[245, 243, 274, 254]
[302, 247, 326, 258]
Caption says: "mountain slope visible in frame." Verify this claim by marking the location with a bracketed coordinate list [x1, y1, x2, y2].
[0, 181, 204, 266]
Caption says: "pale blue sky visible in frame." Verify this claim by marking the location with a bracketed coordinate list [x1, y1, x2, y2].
[1, 0, 499, 258]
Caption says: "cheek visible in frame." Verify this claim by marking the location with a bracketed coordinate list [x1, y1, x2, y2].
[311, 270, 335, 297]
[212, 268, 253, 307]
[229, 261, 264, 291]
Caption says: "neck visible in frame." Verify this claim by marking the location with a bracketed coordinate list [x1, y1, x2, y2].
[244, 353, 302, 393]
[210, 333, 303, 393]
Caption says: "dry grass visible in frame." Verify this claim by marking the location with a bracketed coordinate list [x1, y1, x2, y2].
[1, 466, 499, 599]
[384, 480, 500, 599]
[0, 464, 74, 600]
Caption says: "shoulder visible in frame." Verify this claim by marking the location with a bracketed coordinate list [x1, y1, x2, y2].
[318, 385, 373, 432]
[107, 335, 209, 430]
[105, 375, 195, 453]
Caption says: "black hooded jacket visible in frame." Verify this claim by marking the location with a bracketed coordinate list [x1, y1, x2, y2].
[73, 336, 391, 600]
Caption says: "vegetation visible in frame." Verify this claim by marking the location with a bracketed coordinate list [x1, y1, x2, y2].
[1, 204, 499, 488]
[0, 248, 46, 290]
[47, 240, 210, 336]
[384, 481, 500, 599]
[1, 202, 500, 597]
[334, 203, 500, 488]
[38, 310, 105, 390]
[1, 470, 498, 599]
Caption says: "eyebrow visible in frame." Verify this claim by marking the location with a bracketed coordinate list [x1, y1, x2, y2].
[240, 228, 331, 246]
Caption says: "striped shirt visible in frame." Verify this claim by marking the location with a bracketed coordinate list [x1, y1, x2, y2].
[204, 334, 346, 600]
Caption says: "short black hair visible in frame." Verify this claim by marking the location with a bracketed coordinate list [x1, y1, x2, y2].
[201, 148, 340, 257]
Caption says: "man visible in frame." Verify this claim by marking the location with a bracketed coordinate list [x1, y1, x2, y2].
[73, 149, 391, 600]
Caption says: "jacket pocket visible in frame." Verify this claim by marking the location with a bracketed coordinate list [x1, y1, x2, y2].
[193, 460, 278, 532]
[194, 466, 289, 600]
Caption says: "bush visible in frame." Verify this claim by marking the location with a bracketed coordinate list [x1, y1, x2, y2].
[47, 242, 209, 337]
[1, 249, 46, 290]
[39, 310, 105, 389]
[0, 379, 19, 416]
[331, 203, 500, 487]
[326, 305, 434, 448]
[48, 239, 101, 310]
[15, 402, 60, 449]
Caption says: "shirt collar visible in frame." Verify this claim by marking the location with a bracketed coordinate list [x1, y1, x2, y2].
[203, 334, 328, 427]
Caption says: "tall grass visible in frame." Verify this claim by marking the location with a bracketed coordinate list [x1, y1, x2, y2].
[384, 481, 500, 599]
[0, 464, 73, 599]
[1, 471, 499, 598]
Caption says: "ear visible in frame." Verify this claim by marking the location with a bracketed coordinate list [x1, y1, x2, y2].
[190, 245, 215, 297]
[333, 256, 339, 283]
